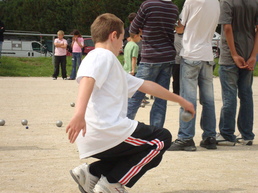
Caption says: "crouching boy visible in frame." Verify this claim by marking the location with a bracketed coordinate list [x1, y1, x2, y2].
[66, 13, 195, 193]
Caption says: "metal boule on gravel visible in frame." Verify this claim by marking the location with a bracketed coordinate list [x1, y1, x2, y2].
[0, 119, 5, 126]
[56, 120, 63, 127]
[21, 119, 28, 126]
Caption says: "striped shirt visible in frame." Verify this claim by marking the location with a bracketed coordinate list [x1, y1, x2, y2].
[129, 0, 178, 63]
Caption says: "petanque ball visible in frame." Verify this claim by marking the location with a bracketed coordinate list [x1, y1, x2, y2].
[181, 111, 193, 122]
[0, 119, 5, 126]
[70, 102, 75, 107]
[21, 119, 28, 126]
[56, 120, 63, 127]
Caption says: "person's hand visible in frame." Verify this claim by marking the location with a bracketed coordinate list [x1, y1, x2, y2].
[138, 29, 143, 36]
[246, 56, 256, 71]
[180, 100, 195, 118]
[232, 55, 248, 69]
[66, 115, 86, 143]
[129, 71, 135, 76]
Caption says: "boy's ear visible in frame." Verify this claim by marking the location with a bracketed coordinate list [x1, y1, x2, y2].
[111, 31, 117, 40]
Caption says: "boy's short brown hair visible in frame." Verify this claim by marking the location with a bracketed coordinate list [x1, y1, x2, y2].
[91, 13, 124, 44]
[128, 12, 136, 22]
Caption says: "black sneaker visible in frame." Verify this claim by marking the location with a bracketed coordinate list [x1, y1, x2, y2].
[200, 137, 217, 149]
[168, 139, 197, 151]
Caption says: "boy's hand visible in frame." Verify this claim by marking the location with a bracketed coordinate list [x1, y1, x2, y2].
[179, 100, 195, 118]
[66, 116, 86, 143]
[130, 71, 135, 76]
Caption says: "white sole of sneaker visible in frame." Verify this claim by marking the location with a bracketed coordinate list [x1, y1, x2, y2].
[216, 141, 236, 146]
[70, 170, 87, 193]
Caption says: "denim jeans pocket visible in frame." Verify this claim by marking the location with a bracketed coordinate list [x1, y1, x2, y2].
[183, 59, 202, 67]
[182, 59, 201, 79]
[208, 61, 215, 66]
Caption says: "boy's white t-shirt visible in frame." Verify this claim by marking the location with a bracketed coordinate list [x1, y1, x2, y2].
[76, 48, 144, 159]
[179, 0, 220, 61]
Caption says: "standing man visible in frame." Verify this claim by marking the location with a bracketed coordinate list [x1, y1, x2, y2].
[169, 0, 220, 151]
[172, 23, 184, 95]
[127, 0, 179, 128]
[0, 19, 5, 64]
[216, 0, 258, 146]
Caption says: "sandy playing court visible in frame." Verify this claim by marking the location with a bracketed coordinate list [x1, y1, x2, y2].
[0, 76, 257, 193]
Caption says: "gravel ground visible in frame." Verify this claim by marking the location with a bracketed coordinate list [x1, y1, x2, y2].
[0, 77, 257, 193]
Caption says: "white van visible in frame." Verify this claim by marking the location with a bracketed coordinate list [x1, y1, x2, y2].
[1, 40, 51, 57]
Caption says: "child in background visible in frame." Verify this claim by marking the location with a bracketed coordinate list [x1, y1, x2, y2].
[123, 33, 141, 76]
[52, 30, 67, 80]
[66, 13, 195, 193]
[68, 30, 84, 80]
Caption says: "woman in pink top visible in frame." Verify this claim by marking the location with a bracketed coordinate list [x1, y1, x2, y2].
[68, 30, 84, 80]
[52, 30, 68, 80]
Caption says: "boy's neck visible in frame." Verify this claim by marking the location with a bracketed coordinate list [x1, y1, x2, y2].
[129, 38, 137, 43]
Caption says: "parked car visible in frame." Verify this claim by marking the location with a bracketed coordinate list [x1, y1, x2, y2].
[82, 37, 123, 55]
[212, 32, 221, 58]
[82, 37, 95, 55]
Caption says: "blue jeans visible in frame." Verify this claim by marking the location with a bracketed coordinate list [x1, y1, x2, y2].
[219, 65, 254, 141]
[70, 52, 82, 79]
[127, 61, 174, 128]
[178, 59, 216, 140]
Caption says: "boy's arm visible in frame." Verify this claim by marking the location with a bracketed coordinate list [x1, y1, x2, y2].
[60, 42, 67, 49]
[54, 42, 64, 48]
[138, 80, 195, 115]
[66, 77, 95, 143]
[54, 42, 61, 47]
[223, 24, 248, 69]
[246, 25, 258, 71]
[54, 41, 67, 49]
[130, 57, 137, 75]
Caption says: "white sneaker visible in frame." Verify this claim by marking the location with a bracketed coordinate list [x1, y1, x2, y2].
[70, 163, 99, 193]
[237, 138, 253, 146]
[93, 175, 129, 193]
[216, 133, 236, 146]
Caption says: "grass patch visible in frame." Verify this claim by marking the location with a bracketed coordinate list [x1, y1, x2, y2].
[0, 56, 257, 77]
[0, 56, 72, 77]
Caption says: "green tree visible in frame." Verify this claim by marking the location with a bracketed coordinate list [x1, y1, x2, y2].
[0, 0, 185, 35]
[173, 0, 185, 12]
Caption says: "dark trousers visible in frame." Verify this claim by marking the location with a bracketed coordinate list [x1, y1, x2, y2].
[172, 64, 180, 95]
[52, 55, 67, 79]
[89, 122, 172, 188]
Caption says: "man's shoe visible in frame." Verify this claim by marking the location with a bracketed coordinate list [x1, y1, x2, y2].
[237, 138, 253, 146]
[168, 139, 197, 151]
[142, 99, 150, 104]
[93, 175, 128, 193]
[216, 133, 236, 146]
[200, 137, 217, 149]
[70, 163, 99, 193]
